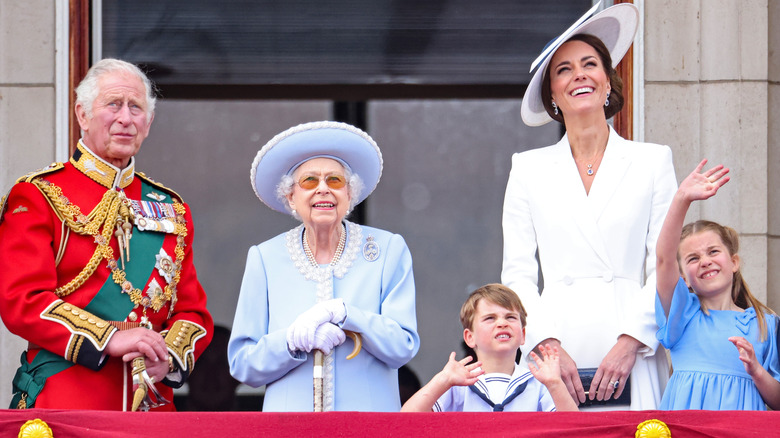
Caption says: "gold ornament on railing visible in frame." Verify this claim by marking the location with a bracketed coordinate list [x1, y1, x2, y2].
[636, 419, 671, 438]
[18, 419, 53, 438]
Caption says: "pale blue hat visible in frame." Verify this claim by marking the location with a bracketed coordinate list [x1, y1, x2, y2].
[250, 121, 383, 214]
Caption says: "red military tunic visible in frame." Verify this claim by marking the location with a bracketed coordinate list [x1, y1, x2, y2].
[0, 142, 213, 410]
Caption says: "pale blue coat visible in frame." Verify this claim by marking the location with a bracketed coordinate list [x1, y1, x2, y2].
[228, 221, 419, 411]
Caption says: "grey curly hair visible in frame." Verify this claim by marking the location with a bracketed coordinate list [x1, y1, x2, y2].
[276, 165, 364, 220]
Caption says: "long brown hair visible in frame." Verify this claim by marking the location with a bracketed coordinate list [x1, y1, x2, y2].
[541, 33, 624, 125]
[679, 220, 775, 341]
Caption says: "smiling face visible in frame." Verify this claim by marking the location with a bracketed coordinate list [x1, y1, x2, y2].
[548, 39, 611, 121]
[464, 299, 525, 359]
[679, 230, 739, 303]
[75, 71, 153, 169]
[286, 157, 351, 230]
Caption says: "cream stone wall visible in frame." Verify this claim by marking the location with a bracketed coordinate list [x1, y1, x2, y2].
[768, 0, 780, 311]
[644, 0, 775, 308]
[0, 0, 58, 408]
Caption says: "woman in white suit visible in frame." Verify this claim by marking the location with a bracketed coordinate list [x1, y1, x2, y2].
[502, 3, 677, 410]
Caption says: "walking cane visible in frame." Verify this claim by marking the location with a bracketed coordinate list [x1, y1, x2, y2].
[131, 357, 171, 411]
[313, 330, 362, 412]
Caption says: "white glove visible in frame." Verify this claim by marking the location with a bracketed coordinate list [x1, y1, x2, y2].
[311, 323, 346, 355]
[319, 298, 347, 325]
[287, 299, 347, 352]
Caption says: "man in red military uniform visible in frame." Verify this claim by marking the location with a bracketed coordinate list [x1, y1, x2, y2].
[0, 58, 213, 411]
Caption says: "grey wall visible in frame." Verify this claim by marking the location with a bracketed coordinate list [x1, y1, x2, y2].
[367, 100, 558, 380]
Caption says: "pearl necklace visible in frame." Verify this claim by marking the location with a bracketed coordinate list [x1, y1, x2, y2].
[302, 223, 346, 267]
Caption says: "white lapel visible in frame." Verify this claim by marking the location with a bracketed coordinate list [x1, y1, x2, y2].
[587, 126, 631, 223]
[548, 136, 589, 211]
[549, 132, 612, 266]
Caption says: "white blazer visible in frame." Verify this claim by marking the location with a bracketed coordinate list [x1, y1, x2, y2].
[501, 126, 677, 409]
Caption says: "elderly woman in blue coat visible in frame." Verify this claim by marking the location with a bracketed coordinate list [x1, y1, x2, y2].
[228, 121, 419, 411]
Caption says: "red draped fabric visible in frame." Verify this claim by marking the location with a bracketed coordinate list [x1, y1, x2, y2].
[1, 409, 779, 437]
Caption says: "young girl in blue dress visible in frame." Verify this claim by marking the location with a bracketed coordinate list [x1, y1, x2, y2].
[655, 160, 780, 410]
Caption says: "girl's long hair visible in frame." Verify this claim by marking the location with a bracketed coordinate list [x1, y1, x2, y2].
[679, 220, 775, 341]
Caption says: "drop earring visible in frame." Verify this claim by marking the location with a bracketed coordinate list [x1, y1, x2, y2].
[552, 101, 559, 115]
[605, 92, 610, 107]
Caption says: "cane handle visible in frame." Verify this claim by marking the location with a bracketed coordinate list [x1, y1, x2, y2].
[345, 330, 362, 360]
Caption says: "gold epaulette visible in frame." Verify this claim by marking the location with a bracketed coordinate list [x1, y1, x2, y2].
[16, 162, 66, 183]
[1, 163, 65, 224]
[135, 172, 184, 203]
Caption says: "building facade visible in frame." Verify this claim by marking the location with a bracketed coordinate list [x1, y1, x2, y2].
[1, 0, 778, 409]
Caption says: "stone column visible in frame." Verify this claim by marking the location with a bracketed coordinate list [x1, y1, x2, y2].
[644, 0, 773, 306]
[768, 1, 780, 311]
[0, 0, 58, 408]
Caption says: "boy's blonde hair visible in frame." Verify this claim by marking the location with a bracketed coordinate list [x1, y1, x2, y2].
[460, 283, 527, 331]
[680, 220, 776, 341]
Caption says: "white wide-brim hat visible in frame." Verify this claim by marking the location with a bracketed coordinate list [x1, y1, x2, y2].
[521, 1, 639, 127]
[250, 121, 383, 214]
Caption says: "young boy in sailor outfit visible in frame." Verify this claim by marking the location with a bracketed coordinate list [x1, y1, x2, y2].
[402, 284, 577, 412]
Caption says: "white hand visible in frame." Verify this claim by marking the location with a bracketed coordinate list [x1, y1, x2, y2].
[319, 298, 347, 325]
[311, 323, 347, 355]
[286, 299, 346, 352]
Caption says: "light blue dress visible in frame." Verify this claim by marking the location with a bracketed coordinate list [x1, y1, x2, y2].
[656, 277, 780, 410]
[228, 221, 419, 412]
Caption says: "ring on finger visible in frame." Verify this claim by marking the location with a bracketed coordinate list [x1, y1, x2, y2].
[610, 379, 619, 390]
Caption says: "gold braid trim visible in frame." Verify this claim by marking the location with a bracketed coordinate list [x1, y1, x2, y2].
[31, 178, 187, 313]
[136, 172, 183, 204]
[17, 162, 65, 184]
[68, 336, 85, 362]
[164, 320, 206, 372]
[41, 300, 116, 355]
[166, 202, 187, 316]
[32, 179, 122, 297]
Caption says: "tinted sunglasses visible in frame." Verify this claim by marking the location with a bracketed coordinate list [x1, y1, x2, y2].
[298, 174, 347, 190]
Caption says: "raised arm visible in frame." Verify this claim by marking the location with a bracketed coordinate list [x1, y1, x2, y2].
[528, 344, 578, 411]
[401, 352, 483, 412]
[656, 160, 729, 316]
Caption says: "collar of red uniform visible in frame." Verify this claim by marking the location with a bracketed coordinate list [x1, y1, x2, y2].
[70, 141, 135, 189]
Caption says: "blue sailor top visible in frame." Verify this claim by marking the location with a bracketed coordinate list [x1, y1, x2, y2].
[434, 363, 556, 412]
